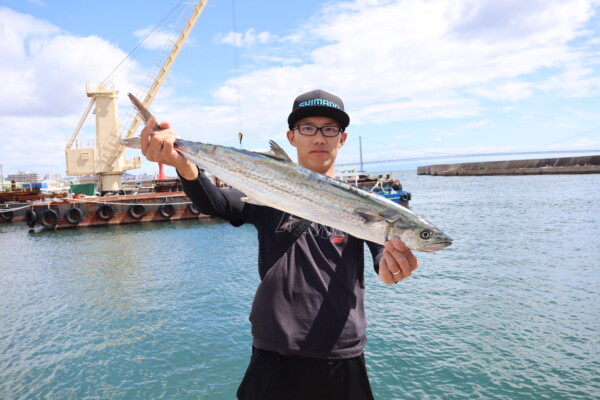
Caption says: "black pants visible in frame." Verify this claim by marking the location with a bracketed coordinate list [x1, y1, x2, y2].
[237, 347, 375, 400]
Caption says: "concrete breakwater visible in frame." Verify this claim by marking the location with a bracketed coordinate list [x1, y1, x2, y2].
[417, 155, 600, 176]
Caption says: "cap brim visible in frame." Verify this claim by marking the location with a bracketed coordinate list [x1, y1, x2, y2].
[288, 106, 350, 130]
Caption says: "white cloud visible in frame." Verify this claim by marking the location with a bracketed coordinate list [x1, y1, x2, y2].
[471, 82, 533, 102]
[0, 8, 145, 117]
[391, 134, 413, 140]
[216, 28, 276, 47]
[1, 0, 600, 176]
[541, 122, 581, 129]
[0, 7, 150, 175]
[456, 120, 496, 131]
[214, 0, 599, 132]
[540, 63, 600, 97]
[133, 25, 179, 51]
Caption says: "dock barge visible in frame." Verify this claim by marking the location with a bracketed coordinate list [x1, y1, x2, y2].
[417, 155, 600, 176]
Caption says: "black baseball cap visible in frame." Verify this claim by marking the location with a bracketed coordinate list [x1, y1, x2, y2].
[287, 89, 350, 130]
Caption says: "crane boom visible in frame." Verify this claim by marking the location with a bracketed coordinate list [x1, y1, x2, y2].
[119, 0, 207, 147]
[65, 1, 208, 193]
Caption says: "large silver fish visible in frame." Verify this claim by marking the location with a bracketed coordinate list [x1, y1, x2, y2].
[122, 93, 452, 252]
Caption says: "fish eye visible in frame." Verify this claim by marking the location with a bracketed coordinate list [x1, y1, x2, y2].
[420, 230, 431, 240]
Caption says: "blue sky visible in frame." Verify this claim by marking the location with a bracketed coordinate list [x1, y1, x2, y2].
[1, 0, 599, 178]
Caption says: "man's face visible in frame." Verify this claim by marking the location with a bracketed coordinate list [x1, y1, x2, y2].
[286, 116, 347, 176]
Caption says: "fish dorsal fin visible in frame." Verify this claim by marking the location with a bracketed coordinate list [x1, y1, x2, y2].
[269, 140, 294, 163]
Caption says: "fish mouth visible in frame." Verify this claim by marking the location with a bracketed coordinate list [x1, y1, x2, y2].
[419, 240, 453, 252]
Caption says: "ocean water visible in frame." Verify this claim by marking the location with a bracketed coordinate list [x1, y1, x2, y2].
[1, 172, 599, 399]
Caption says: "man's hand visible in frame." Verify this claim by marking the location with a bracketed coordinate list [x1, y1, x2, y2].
[140, 116, 198, 180]
[379, 238, 418, 284]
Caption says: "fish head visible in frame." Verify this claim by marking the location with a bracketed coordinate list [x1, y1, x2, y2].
[388, 219, 453, 252]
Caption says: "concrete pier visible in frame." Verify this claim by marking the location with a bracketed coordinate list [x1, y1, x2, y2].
[417, 155, 600, 176]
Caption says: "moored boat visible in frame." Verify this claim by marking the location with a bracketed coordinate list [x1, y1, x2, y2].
[336, 170, 380, 190]
[0, 203, 30, 223]
[0, 187, 67, 223]
[25, 191, 207, 230]
[371, 180, 412, 207]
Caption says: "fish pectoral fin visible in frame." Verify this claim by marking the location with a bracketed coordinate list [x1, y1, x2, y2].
[241, 197, 267, 206]
[378, 209, 402, 221]
[355, 208, 386, 223]
[268, 140, 294, 163]
[355, 208, 401, 224]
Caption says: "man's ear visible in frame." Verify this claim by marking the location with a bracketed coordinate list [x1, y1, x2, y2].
[286, 130, 296, 147]
[339, 131, 348, 147]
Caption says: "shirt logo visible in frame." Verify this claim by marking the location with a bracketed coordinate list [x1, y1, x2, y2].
[276, 213, 346, 245]
[332, 236, 344, 244]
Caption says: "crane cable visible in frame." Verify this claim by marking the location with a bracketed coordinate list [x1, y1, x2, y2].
[232, 0, 243, 146]
[101, 1, 188, 86]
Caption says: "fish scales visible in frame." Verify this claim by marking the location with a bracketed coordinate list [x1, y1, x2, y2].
[121, 94, 452, 252]
[180, 142, 387, 241]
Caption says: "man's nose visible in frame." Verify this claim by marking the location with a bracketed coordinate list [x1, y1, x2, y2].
[312, 130, 328, 142]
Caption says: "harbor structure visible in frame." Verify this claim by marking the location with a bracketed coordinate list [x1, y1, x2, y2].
[417, 155, 600, 176]
[64, 1, 207, 194]
[25, 1, 210, 230]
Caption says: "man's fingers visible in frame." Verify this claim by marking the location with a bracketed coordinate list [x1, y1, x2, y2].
[383, 250, 409, 280]
[386, 238, 419, 270]
[140, 115, 156, 155]
[379, 258, 395, 283]
[380, 238, 419, 284]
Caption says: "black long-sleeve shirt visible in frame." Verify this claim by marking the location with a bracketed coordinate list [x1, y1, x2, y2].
[180, 171, 384, 359]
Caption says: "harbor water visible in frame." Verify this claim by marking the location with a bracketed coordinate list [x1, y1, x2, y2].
[1, 172, 599, 399]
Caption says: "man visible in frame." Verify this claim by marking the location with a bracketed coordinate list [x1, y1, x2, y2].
[140, 89, 418, 399]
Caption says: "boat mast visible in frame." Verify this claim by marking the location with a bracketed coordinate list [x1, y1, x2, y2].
[359, 136, 364, 172]
[65, 1, 208, 194]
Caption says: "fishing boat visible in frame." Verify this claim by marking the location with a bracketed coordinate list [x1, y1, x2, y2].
[370, 181, 411, 207]
[336, 170, 380, 189]
[336, 170, 402, 190]
[336, 170, 411, 206]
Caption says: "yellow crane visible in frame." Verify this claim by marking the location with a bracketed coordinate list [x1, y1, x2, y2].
[65, 1, 207, 194]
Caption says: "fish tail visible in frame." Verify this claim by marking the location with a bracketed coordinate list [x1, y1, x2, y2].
[128, 93, 151, 123]
[128, 93, 162, 130]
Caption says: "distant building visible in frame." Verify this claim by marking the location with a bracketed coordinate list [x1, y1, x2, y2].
[7, 171, 42, 183]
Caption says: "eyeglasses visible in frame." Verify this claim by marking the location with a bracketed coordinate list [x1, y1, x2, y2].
[293, 124, 343, 137]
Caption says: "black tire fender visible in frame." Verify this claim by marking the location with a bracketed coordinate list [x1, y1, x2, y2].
[96, 204, 114, 221]
[128, 204, 146, 219]
[65, 207, 84, 224]
[0, 210, 14, 221]
[159, 204, 175, 218]
[188, 203, 200, 215]
[41, 209, 59, 228]
[25, 209, 37, 227]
